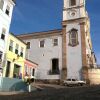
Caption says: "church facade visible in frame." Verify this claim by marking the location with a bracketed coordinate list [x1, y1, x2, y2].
[17, 0, 97, 82]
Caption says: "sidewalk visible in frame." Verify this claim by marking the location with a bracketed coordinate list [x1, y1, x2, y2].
[0, 91, 24, 95]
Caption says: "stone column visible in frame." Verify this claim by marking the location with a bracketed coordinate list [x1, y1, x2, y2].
[61, 23, 67, 82]
[80, 22, 89, 83]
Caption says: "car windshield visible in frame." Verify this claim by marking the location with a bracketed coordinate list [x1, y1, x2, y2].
[67, 79, 71, 81]
[72, 79, 76, 81]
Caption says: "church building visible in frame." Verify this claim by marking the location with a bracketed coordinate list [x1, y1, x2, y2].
[17, 0, 97, 83]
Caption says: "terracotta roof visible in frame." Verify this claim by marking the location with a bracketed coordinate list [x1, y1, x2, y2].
[17, 29, 62, 39]
[26, 59, 38, 66]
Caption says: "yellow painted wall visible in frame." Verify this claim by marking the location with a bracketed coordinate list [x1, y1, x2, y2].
[3, 33, 26, 79]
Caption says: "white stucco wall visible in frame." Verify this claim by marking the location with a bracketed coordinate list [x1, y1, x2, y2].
[66, 23, 82, 80]
[63, 0, 88, 80]
[24, 35, 62, 79]
[63, 0, 86, 21]
[0, 0, 14, 68]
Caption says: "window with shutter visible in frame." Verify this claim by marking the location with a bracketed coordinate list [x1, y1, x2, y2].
[69, 28, 79, 47]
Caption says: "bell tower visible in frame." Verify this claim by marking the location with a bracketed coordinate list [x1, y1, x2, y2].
[61, 0, 91, 82]
[63, 0, 87, 21]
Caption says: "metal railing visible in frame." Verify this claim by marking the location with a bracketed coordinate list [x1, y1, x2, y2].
[48, 70, 60, 75]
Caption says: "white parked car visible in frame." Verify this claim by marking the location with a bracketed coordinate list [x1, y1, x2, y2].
[63, 79, 86, 86]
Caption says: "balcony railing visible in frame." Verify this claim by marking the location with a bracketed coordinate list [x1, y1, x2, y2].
[48, 70, 60, 75]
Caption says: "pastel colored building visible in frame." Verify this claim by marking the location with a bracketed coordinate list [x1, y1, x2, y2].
[3, 33, 38, 80]
[3, 33, 26, 79]
[24, 59, 38, 78]
[0, 0, 15, 75]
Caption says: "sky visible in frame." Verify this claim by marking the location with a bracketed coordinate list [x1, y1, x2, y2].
[10, 0, 100, 64]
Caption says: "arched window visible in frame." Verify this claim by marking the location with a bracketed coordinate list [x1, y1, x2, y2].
[69, 28, 79, 47]
[0, 0, 4, 10]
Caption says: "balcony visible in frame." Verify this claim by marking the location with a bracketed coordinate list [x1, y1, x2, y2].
[48, 70, 60, 75]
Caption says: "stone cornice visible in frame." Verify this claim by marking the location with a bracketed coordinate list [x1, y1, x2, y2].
[17, 29, 62, 40]
[63, 4, 84, 11]
[62, 17, 87, 25]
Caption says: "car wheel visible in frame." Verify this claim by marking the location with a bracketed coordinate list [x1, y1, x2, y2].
[78, 83, 83, 86]
[65, 83, 67, 86]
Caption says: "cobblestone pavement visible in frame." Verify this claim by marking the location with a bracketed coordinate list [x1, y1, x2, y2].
[0, 84, 100, 100]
